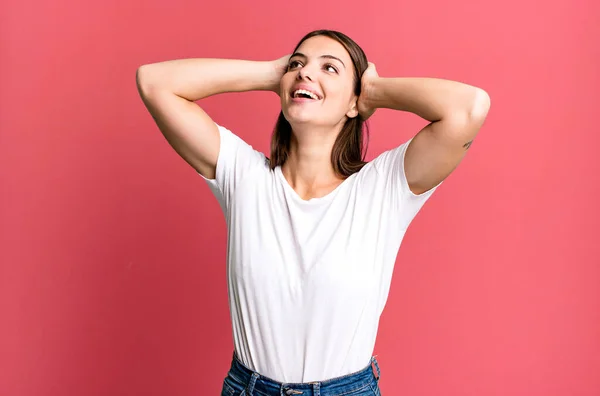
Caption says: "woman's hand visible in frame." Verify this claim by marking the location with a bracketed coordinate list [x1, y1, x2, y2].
[269, 54, 291, 96]
[357, 62, 379, 120]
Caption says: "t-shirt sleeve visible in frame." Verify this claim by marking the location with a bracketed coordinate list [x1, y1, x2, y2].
[198, 123, 267, 212]
[369, 137, 442, 229]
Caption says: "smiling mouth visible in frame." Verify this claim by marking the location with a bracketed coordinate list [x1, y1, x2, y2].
[290, 89, 322, 100]
[291, 96, 320, 102]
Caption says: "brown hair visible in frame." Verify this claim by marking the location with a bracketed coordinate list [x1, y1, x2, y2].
[269, 29, 370, 178]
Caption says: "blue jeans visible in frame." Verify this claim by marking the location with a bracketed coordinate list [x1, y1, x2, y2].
[221, 351, 382, 395]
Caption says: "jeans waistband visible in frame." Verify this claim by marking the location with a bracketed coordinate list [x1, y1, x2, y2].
[227, 351, 381, 396]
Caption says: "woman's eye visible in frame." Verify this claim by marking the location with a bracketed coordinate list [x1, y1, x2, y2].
[325, 64, 338, 73]
[289, 60, 301, 69]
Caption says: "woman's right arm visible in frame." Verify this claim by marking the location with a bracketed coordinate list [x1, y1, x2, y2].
[136, 57, 288, 179]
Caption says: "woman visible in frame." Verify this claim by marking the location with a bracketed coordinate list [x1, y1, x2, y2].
[137, 29, 490, 396]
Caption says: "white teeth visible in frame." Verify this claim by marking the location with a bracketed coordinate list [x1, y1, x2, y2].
[293, 89, 320, 100]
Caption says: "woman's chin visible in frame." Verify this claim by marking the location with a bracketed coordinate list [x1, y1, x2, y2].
[283, 111, 315, 125]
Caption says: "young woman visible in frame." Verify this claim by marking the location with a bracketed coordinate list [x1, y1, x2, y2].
[137, 29, 490, 396]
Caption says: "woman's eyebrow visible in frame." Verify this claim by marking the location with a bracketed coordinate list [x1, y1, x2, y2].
[290, 52, 346, 69]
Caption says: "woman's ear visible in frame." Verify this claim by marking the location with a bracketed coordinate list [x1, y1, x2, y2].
[346, 98, 359, 118]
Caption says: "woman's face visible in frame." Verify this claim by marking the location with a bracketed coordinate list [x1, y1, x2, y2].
[280, 35, 358, 129]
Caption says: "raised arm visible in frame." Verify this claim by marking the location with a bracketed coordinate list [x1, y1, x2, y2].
[136, 56, 289, 179]
[358, 64, 491, 195]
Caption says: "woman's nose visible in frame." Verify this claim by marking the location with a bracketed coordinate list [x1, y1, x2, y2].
[297, 68, 313, 81]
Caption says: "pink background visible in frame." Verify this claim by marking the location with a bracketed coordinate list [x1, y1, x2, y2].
[1, 0, 599, 395]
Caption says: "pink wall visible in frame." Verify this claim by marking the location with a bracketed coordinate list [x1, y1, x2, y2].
[1, 0, 599, 395]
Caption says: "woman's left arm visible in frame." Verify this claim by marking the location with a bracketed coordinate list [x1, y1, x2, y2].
[358, 64, 491, 195]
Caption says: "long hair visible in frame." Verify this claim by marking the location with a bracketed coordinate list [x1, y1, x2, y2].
[269, 30, 370, 178]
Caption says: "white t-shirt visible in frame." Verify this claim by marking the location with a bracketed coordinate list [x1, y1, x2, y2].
[200, 123, 441, 383]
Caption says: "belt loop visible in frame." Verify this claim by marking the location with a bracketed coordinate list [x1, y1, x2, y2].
[312, 382, 320, 396]
[246, 372, 259, 395]
[371, 355, 381, 382]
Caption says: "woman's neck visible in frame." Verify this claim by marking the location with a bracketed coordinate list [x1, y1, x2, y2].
[281, 128, 345, 199]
